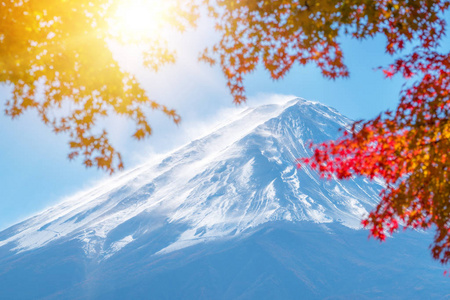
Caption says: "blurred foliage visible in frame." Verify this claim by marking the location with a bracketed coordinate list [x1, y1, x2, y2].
[3, 0, 450, 266]
[1, 0, 180, 173]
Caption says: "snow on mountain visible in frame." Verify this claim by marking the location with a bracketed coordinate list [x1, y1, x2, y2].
[0, 98, 384, 259]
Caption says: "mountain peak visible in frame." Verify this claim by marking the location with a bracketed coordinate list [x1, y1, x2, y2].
[0, 98, 382, 258]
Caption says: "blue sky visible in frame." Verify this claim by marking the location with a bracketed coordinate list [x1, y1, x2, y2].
[0, 13, 443, 230]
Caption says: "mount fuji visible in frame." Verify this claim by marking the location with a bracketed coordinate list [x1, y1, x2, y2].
[0, 99, 448, 299]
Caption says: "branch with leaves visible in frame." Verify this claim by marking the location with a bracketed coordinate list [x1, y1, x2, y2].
[2, 0, 450, 265]
[1, 0, 180, 173]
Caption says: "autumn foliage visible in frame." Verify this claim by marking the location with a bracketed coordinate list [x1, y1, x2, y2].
[261, 1, 450, 264]
[182, 0, 450, 265]
[2, 0, 450, 264]
[186, 0, 450, 265]
[1, 0, 180, 173]
[299, 50, 450, 265]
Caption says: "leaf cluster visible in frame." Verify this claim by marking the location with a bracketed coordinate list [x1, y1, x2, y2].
[182, 0, 449, 103]
[300, 50, 450, 264]
[1, 0, 180, 173]
[3, 0, 450, 265]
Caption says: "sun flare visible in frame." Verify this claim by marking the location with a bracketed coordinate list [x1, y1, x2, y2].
[110, 0, 171, 42]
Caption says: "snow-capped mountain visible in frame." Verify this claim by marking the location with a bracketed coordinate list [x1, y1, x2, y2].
[0, 98, 447, 299]
[0, 99, 380, 257]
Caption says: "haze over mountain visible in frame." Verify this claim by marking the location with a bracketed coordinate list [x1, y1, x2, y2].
[0, 99, 447, 299]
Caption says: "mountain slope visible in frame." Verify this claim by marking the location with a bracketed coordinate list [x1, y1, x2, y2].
[0, 98, 447, 299]
[0, 99, 382, 257]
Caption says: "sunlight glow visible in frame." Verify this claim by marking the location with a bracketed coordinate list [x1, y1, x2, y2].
[110, 0, 171, 42]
